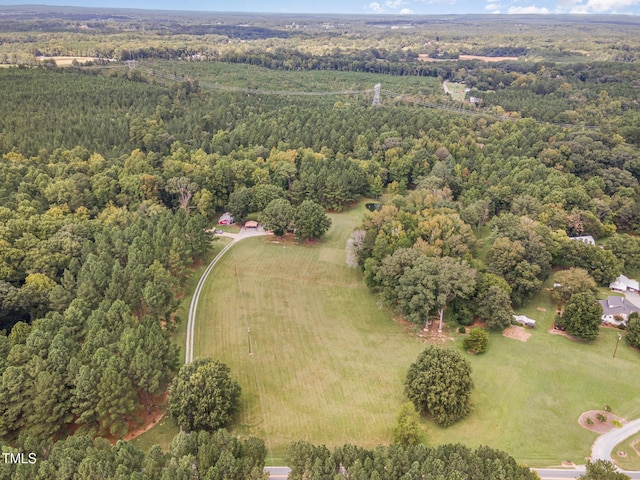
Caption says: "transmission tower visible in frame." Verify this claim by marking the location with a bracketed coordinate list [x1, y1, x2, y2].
[372, 83, 381, 106]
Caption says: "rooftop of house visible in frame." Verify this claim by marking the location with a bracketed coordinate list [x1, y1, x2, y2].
[599, 296, 640, 317]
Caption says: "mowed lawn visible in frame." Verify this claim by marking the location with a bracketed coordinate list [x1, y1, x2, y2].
[150, 201, 640, 467]
[193, 204, 426, 461]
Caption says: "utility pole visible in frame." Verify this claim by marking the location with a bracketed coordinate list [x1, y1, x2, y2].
[372, 83, 381, 107]
[613, 333, 622, 358]
[247, 327, 253, 355]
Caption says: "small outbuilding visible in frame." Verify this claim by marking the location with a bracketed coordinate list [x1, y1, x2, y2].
[569, 235, 596, 246]
[513, 315, 536, 328]
[245, 220, 258, 229]
[219, 212, 234, 225]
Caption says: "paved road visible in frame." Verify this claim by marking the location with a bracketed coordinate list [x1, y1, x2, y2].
[534, 468, 640, 479]
[265, 466, 640, 479]
[185, 226, 270, 363]
[265, 466, 291, 479]
[592, 417, 640, 463]
[534, 468, 585, 479]
[265, 466, 640, 480]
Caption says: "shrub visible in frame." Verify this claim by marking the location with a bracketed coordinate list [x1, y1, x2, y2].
[604, 404, 612, 412]
[586, 417, 594, 426]
[458, 326, 466, 334]
[612, 420, 622, 428]
[393, 402, 422, 447]
[596, 413, 607, 422]
[463, 327, 489, 354]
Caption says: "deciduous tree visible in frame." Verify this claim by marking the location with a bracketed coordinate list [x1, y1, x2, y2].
[558, 292, 603, 341]
[397, 256, 476, 331]
[259, 198, 294, 237]
[626, 312, 640, 349]
[552, 267, 598, 305]
[169, 358, 241, 432]
[579, 460, 630, 480]
[404, 346, 473, 427]
[294, 200, 331, 241]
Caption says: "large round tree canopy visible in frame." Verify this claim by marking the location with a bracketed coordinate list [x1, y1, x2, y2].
[404, 346, 473, 427]
[169, 358, 241, 432]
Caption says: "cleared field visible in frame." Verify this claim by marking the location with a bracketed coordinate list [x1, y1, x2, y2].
[426, 325, 640, 466]
[419, 54, 519, 62]
[36, 56, 98, 66]
[444, 80, 468, 102]
[142, 59, 443, 97]
[193, 203, 426, 462]
[140, 202, 640, 467]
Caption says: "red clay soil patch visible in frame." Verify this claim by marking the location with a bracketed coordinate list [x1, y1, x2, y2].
[503, 326, 531, 342]
[579, 410, 627, 434]
[416, 319, 455, 344]
[105, 392, 168, 443]
[537, 307, 546, 312]
[548, 327, 581, 342]
[392, 316, 455, 343]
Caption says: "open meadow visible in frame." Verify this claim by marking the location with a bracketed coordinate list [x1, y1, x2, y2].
[142, 59, 443, 97]
[191, 203, 426, 463]
[136, 201, 640, 466]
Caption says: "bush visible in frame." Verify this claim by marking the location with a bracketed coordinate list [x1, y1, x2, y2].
[458, 326, 466, 334]
[586, 417, 594, 426]
[604, 404, 612, 412]
[463, 327, 489, 354]
[393, 402, 422, 447]
[596, 413, 607, 422]
[612, 420, 622, 428]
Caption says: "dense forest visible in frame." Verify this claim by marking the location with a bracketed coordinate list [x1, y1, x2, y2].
[1, 6, 640, 477]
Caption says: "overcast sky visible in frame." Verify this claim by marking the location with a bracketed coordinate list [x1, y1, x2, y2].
[1, 0, 639, 15]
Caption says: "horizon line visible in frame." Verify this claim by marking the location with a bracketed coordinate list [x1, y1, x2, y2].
[1, 4, 640, 17]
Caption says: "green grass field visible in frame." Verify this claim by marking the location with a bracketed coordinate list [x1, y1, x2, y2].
[444, 81, 468, 102]
[614, 433, 640, 471]
[142, 59, 443, 98]
[192, 202, 426, 463]
[137, 202, 640, 467]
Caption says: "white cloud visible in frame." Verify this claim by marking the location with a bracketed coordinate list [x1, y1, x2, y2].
[507, 5, 551, 13]
[400, 7, 415, 13]
[569, 4, 591, 12]
[585, 0, 640, 11]
[386, 0, 407, 7]
[485, 2, 502, 10]
[367, 2, 386, 12]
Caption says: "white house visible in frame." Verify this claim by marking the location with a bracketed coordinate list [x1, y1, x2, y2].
[569, 235, 596, 246]
[609, 274, 639, 293]
[599, 296, 640, 326]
